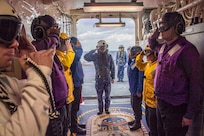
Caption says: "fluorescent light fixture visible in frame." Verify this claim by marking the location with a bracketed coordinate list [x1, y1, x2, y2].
[84, 2, 144, 12]
[95, 22, 125, 27]
[95, 13, 125, 27]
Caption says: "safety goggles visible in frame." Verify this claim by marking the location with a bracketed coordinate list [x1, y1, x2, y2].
[97, 45, 106, 52]
[157, 21, 171, 32]
[0, 16, 22, 45]
[60, 37, 70, 42]
[144, 50, 153, 56]
[52, 23, 58, 27]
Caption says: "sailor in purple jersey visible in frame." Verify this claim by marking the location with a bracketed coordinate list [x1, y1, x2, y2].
[148, 11, 203, 136]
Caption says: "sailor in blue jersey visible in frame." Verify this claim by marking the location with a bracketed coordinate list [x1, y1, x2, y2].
[70, 37, 86, 135]
[127, 46, 144, 131]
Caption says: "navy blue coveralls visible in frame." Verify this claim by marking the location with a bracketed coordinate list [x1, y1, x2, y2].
[84, 50, 115, 112]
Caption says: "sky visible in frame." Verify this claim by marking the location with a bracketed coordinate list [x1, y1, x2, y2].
[76, 18, 135, 51]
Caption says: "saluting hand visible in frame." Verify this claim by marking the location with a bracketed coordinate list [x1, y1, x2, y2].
[140, 50, 145, 56]
[150, 28, 160, 39]
[15, 35, 36, 57]
[48, 26, 60, 36]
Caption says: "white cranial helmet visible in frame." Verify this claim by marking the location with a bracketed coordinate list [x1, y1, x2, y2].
[0, 0, 19, 19]
[0, 0, 22, 44]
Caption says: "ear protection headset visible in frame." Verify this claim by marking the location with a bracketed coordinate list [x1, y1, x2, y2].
[130, 46, 142, 58]
[172, 13, 185, 35]
[70, 37, 79, 50]
[31, 17, 48, 40]
[161, 12, 185, 35]
[175, 21, 185, 34]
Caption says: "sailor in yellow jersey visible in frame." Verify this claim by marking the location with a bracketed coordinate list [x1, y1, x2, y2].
[136, 45, 158, 136]
[56, 32, 75, 134]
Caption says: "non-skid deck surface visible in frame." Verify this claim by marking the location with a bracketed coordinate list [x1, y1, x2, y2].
[74, 104, 149, 136]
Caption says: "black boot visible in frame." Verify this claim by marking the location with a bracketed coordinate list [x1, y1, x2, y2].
[97, 109, 103, 115]
[129, 121, 141, 131]
[71, 117, 86, 135]
[128, 120, 135, 126]
[78, 123, 86, 129]
[70, 125, 86, 135]
[105, 109, 110, 114]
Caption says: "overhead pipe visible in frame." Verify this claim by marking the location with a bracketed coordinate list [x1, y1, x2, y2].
[22, 0, 33, 8]
[176, 0, 204, 12]
[150, 0, 203, 31]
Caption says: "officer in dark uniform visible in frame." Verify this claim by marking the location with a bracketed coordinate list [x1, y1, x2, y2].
[84, 40, 115, 115]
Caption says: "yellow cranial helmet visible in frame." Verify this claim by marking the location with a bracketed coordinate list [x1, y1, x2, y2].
[145, 45, 151, 51]
[144, 44, 156, 57]
[60, 33, 69, 40]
